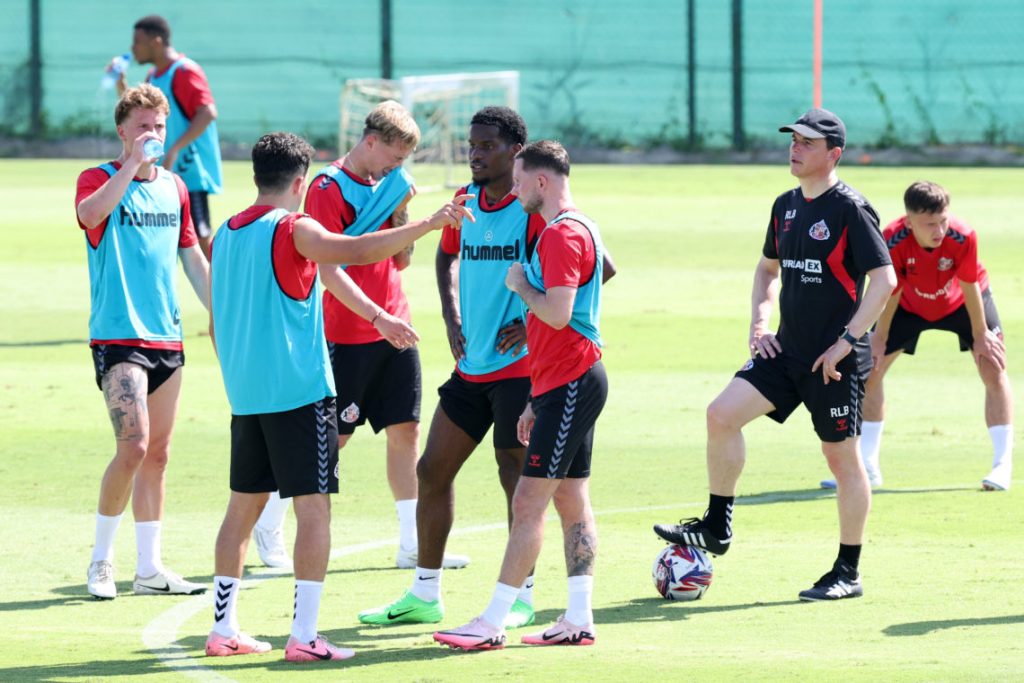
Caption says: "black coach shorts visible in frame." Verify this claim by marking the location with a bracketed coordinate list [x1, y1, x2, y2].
[885, 288, 1003, 355]
[92, 344, 184, 394]
[523, 361, 608, 480]
[330, 340, 421, 435]
[438, 372, 531, 448]
[735, 349, 866, 443]
[188, 191, 212, 239]
[230, 397, 339, 498]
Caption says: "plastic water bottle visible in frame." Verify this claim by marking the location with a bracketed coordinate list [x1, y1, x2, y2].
[143, 139, 164, 161]
[101, 53, 130, 90]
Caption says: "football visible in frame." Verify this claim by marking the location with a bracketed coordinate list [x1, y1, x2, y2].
[652, 544, 713, 601]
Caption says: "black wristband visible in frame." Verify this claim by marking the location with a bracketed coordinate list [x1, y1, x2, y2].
[839, 327, 859, 345]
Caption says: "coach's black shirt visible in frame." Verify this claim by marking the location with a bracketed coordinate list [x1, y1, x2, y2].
[762, 181, 891, 366]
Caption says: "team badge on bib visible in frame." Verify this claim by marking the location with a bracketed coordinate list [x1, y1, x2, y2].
[340, 402, 360, 424]
[937, 257, 954, 271]
[808, 220, 830, 241]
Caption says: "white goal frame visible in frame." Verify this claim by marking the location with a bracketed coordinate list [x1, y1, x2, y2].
[339, 71, 520, 187]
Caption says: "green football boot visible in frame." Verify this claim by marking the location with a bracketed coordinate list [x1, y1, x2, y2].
[504, 599, 536, 628]
[358, 590, 444, 625]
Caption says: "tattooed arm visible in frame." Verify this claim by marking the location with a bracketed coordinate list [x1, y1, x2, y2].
[391, 190, 416, 270]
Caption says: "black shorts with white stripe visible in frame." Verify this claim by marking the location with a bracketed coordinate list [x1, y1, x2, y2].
[522, 362, 608, 480]
[229, 396, 339, 498]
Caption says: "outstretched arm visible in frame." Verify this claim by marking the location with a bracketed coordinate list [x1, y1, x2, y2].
[292, 195, 475, 266]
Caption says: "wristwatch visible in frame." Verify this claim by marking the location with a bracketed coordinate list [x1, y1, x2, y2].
[838, 327, 859, 345]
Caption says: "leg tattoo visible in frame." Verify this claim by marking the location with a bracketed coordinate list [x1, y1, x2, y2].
[565, 521, 597, 576]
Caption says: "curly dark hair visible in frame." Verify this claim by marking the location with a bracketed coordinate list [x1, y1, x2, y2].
[252, 132, 315, 192]
[470, 106, 527, 146]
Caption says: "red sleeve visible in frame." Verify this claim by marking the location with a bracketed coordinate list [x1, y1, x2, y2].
[439, 187, 468, 255]
[304, 177, 353, 234]
[272, 213, 318, 300]
[174, 174, 198, 248]
[955, 223, 981, 283]
[171, 63, 215, 120]
[538, 221, 595, 289]
[76, 167, 112, 247]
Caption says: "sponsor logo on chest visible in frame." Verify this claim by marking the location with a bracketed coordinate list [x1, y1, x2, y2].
[462, 239, 521, 262]
[119, 205, 178, 228]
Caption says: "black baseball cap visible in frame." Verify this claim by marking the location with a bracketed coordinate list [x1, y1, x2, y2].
[779, 108, 846, 149]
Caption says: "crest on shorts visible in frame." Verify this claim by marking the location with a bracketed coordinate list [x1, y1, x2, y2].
[340, 402, 360, 424]
[334, 462, 340, 480]
[740, 358, 755, 372]
[808, 220, 830, 241]
[937, 257, 954, 271]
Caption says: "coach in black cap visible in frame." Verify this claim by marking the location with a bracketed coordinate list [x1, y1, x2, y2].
[654, 102, 897, 604]
[779, 108, 846, 150]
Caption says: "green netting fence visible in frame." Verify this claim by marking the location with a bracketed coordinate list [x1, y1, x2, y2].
[2, 0, 1022, 150]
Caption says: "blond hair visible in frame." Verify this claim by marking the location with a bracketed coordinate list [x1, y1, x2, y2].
[363, 100, 420, 148]
[114, 83, 169, 125]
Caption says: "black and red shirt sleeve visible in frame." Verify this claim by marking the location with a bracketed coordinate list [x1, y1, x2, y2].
[844, 200, 890, 273]
[76, 166, 112, 247]
[173, 174, 198, 248]
[304, 173, 355, 235]
[170, 62, 215, 120]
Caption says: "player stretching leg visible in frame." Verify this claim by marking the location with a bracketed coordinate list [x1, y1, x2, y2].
[435, 140, 610, 650]
[653, 109, 897, 601]
[205, 132, 472, 661]
[820, 181, 1013, 491]
[77, 85, 210, 600]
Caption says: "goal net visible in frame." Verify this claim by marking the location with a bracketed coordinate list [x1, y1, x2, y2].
[339, 71, 520, 188]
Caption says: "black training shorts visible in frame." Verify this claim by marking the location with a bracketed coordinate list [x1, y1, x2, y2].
[522, 362, 608, 480]
[735, 348, 866, 443]
[437, 372, 531, 448]
[188, 191, 212, 239]
[230, 397, 339, 498]
[330, 340, 421, 435]
[92, 344, 184, 394]
[885, 287, 1003, 355]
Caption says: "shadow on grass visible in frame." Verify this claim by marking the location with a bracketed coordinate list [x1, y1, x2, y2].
[0, 338, 87, 348]
[884, 613, 1024, 636]
[592, 597, 803, 624]
[732, 484, 978, 507]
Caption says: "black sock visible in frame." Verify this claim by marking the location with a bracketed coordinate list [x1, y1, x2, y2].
[838, 544, 861, 570]
[707, 494, 734, 538]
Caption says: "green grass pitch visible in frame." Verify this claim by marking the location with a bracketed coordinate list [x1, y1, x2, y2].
[0, 159, 1021, 681]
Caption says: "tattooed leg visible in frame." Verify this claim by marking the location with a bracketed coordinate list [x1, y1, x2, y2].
[554, 478, 597, 576]
[96, 363, 150, 516]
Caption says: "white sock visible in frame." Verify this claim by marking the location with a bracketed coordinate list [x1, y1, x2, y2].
[481, 582, 519, 629]
[135, 521, 164, 577]
[212, 576, 242, 638]
[565, 575, 594, 625]
[410, 566, 441, 602]
[989, 425, 1014, 467]
[517, 574, 535, 606]
[91, 512, 122, 563]
[395, 498, 417, 552]
[256, 490, 289, 530]
[860, 421, 884, 475]
[291, 580, 324, 644]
